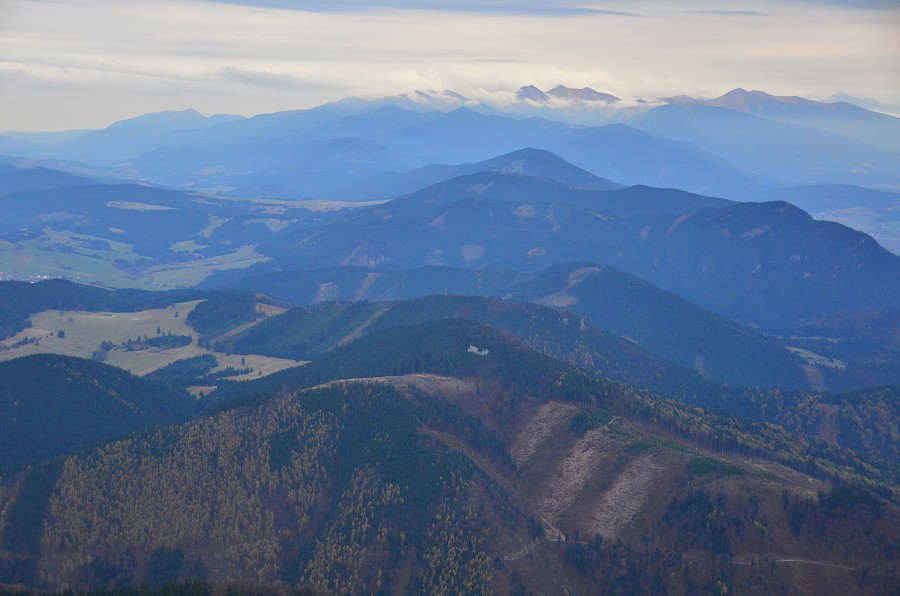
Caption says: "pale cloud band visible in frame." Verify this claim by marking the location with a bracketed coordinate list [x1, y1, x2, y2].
[0, 0, 898, 131]
[201, 0, 899, 14]
[201, 0, 643, 17]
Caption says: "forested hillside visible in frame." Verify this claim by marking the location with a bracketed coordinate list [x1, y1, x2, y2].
[0, 354, 194, 469]
[208, 263, 896, 391]
[247, 173, 900, 330]
[0, 321, 897, 594]
[201, 301, 899, 496]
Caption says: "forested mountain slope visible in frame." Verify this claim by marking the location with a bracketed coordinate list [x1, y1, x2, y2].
[0, 320, 896, 594]
[204, 264, 896, 391]
[198, 292, 808, 391]
[0, 354, 194, 469]
[251, 172, 900, 329]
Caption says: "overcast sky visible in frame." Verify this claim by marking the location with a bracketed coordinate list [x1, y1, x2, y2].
[1, 0, 898, 131]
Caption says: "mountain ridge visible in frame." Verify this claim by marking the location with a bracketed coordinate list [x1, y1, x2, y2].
[4, 87, 897, 198]
[0, 354, 194, 469]
[663, 88, 900, 154]
[329, 147, 623, 200]
[252, 171, 900, 329]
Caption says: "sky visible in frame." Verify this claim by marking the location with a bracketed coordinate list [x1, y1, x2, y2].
[1, 0, 899, 131]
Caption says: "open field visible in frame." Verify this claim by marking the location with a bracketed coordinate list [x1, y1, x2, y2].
[0, 193, 380, 290]
[141, 244, 270, 288]
[106, 201, 176, 212]
[243, 218, 292, 232]
[786, 345, 847, 369]
[0, 239, 148, 288]
[0, 238, 269, 290]
[40, 230, 145, 263]
[170, 240, 209, 252]
[193, 193, 388, 212]
[0, 300, 304, 379]
[198, 215, 230, 238]
[0, 300, 204, 361]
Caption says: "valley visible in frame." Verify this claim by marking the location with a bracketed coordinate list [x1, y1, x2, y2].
[0, 176, 377, 290]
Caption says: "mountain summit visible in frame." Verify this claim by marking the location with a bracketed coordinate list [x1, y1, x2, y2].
[547, 85, 620, 103]
[516, 85, 551, 103]
[516, 85, 620, 104]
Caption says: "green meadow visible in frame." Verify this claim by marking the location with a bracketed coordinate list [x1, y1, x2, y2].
[0, 300, 303, 379]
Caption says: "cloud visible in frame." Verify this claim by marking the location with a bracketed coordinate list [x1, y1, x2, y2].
[682, 10, 772, 17]
[828, 92, 900, 117]
[199, 0, 642, 17]
[215, 66, 315, 90]
[803, 0, 899, 7]
[200, 0, 900, 15]
[462, 58, 531, 64]
[1, 0, 898, 131]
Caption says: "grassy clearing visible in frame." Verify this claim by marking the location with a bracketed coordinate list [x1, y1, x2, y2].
[198, 215, 230, 238]
[41, 229, 144, 263]
[187, 386, 217, 398]
[0, 301, 304, 379]
[193, 193, 387, 212]
[141, 245, 270, 288]
[212, 352, 304, 380]
[0, 301, 202, 361]
[170, 240, 209, 252]
[105, 201, 176, 211]
[244, 218, 291, 232]
[287, 199, 387, 212]
[0, 241, 147, 288]
[104, 342, 302, 378]
[1, 195, 373, 289]
[0, 239, 269, 290]
[786, 346, 847, 370]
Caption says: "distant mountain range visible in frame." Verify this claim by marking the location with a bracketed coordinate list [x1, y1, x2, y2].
[130, 136, 427, 198]
[2, 87, 897, 202]
[629, 99, 900, 191]
[2, 145, 896, 329]
[0, 109, 243, 165]
[515, 84, 621, 104]
[547, 85, 621, 103]
[680, 88, 900, 153]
